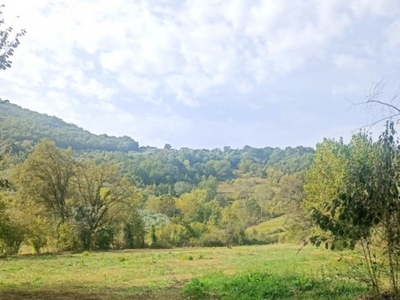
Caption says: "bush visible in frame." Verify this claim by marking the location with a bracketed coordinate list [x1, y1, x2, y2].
[57, 222, 82, 251]
[30, 234, 47, 254]
[158, 223, 191, 247]
[28, 217, 49, 254]
[121, 210, 146, 249]
[0, 220, 25, 255]
[195, 230, 226, 247]
[242, 234, 279, 246]
[181, 255, 194, 261]
[94, 227, 114, 250]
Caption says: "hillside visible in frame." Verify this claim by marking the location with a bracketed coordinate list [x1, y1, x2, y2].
[0, 99, 139, 152]
[0, 99, 315, 194]
[0, 99, 315, 250]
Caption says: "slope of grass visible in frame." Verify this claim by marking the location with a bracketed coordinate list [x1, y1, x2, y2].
[245, 215, 287, 244]
[246, 215, 286, 234]
[217, 177, 270, 198]
[0, 244, 366, 299]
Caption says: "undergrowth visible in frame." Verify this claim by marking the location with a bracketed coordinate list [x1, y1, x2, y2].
[183, 272, 366, 300]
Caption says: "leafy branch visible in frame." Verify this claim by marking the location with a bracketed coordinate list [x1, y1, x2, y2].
[0, 4, 26, 70]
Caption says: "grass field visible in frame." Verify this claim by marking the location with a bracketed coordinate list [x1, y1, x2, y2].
[0, 244, 367, 299]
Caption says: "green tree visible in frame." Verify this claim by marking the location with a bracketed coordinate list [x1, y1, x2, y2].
[122, 209, 146, 249]
[222, 201, 246, 247]
[0, 193, 26, 255]
[27, 216, 49, 254]
[72, 160, 127, 250]
[173, 181, 192, 196]
[158, 195, 180, 217]
[304, 124, 400, 297]
[198, 176, 217, 201]
[13, 139, 75, 223]
[0, 154, 8, 188]
[254, 184, 275, 220]
[278, 172, 309, 241]
[242, 197, 261, 227]
[176, 189, 210, 223]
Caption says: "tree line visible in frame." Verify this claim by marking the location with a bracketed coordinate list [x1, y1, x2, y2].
[0, 138, 310, 254]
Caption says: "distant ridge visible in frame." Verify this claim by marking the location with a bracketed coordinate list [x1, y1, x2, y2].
[0, 99, 139, 152]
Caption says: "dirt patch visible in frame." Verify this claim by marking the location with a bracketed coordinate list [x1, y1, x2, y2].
[0, 284, 186, 300]
[0, 289, 184, 300]
[357, 292, 399, 300]
[0, 291, 102, 300]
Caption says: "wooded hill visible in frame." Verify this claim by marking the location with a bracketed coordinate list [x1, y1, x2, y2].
[0, 99, 139, 152]
[0, 100, 314, 253]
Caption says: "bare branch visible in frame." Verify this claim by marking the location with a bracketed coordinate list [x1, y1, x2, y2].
[351, 80, 400, 130]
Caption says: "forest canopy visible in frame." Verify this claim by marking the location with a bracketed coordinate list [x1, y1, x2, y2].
[0, 100, 314, 254]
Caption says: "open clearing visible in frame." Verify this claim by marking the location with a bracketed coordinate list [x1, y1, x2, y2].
[0, 244, 366, 299]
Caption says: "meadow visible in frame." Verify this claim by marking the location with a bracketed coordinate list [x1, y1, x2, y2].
[0, 244, 366, 300]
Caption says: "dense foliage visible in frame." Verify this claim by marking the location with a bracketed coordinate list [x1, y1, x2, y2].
[0, 101, 314, 254]
[304, 122, 400, 297]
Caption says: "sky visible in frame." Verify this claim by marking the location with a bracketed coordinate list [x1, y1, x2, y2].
[1, 0, 400, 149]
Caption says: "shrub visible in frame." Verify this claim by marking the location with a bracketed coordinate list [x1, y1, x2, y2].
[57, 222, 82, 251]
[158, 223, 191, 247]
[195, 230, 226, 247]
[181, 255, 194, 261]
[94, 227, 114, 250]
[0, 220, 26, 255]
[30, 234, 47, 254]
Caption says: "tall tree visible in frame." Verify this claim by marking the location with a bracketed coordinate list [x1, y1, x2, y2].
[304, 124, 400, 297]
[72, 160, 127, 250]
[13, 139, 75, 223]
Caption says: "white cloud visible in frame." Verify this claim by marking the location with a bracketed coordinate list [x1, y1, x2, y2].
[334, 53, 367, 70]
[350, 0, 399, 17]
[0, 0, 399, 148]
[385, 21, 400, 48]
[72, 79, 117, 101]
[5, 0, 383, 100]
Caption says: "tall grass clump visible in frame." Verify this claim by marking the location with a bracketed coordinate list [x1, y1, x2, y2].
[183, 272, 365, 300]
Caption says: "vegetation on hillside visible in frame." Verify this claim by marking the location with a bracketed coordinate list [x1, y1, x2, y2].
[0, 100, 139, 152]
[0, 101, 315, 255]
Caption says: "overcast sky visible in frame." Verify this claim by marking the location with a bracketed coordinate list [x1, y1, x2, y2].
[1, 0, 400, 149]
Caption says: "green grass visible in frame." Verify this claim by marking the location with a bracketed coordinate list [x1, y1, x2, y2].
[0, 244, 367, 299]
[217, 177, 270, 197]
[246, 215, 286, 235]
[183, 272, 364, 300]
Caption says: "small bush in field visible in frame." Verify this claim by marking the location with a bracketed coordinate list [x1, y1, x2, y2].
[0, 221, 25, 255]
[181, 255, 193, 261]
